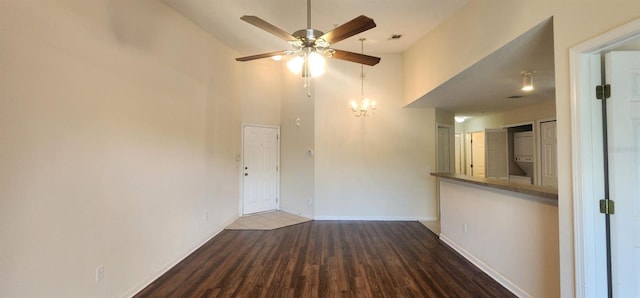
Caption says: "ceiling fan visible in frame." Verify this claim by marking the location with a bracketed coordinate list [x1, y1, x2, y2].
[235, 0, 381, 77]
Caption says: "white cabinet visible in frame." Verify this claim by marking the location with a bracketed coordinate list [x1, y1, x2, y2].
[514, 131, 534, 162]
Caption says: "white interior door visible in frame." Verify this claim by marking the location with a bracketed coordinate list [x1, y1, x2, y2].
[606, 51, 640, 297]
[455, 133, 462, 174]
[485, 129, 508, 179]
[465, 133, 472, 175]
[540, 121, 558, 188]
[471, 131, 485, 177]
[242, 125, 279, 215]
[437, 126, 453, 173]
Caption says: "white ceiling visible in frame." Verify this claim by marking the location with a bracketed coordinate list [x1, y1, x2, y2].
[162, 0, 468, 55]
[407, 18, 556, 116]
[162, 1, 556, 116]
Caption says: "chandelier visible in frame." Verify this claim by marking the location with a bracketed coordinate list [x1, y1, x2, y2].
[351, 38, 376, 117]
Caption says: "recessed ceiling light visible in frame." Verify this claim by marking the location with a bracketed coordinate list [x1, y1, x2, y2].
[388, 34, 403, 40]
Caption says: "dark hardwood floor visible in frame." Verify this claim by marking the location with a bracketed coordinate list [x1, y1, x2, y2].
[135, 221, 515, 297]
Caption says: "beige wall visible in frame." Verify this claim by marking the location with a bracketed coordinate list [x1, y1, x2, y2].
[436, 109, 455, 126]
[279, 66, 315, 218]
[403, 1, 640, 296]
[314, 55, 437, 220]
[440, 179, 559, 297]
[240, 59, 282, 126]
[457, 99, 556, 134]
[0, 1, 243, 296]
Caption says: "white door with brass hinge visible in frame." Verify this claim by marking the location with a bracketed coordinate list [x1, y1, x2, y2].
[606, 51, 640, 297]
[242, 125, 279, 215]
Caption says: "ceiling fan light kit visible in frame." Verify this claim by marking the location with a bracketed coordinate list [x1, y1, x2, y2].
[235, 0, 381, 81]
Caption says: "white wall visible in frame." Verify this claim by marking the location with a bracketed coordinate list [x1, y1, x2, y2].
[0, 1, 242, 297]
[403, 2, 640, 295]
[314, 55, 437, 220]
[457, 99, 556, 135]
[439, 179, 559, 297]
[279, 67, 315, 218]
[240, 59, 282, 126]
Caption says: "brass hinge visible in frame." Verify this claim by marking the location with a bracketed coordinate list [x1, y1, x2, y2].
[599, 199, 615, 215]
[596, 84, 611, 100]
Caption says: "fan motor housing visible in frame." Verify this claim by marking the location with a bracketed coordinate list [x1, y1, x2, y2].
[293, 29, 325, 46]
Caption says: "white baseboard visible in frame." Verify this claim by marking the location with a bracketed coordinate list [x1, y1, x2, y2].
[314, 215, 438, 221]
[439, 234, 530, 298]
[121, 215, 239, 297]
[278, 207, 313, 220]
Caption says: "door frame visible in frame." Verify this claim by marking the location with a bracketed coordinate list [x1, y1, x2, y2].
[500, 121, 535, 183]
[465, 129, 486, 177]
[570, 18, 640, 297]
[435, 123, 455, 220]
[436, 123, 455, 173]
[240, 124, 281, 216]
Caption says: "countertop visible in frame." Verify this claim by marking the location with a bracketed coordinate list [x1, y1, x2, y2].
[430, 172, 558, 201]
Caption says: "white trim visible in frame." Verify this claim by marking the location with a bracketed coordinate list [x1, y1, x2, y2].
[436, 122, 455, 220]
[569, 17, 640, 298]
[500, 121, 538, 185]
[499, 121, 535, 130]
[279, 207, 314, 220]
[121, 216, 239, 297]
[241, 123, 281, 216]
[313, 216, 438, 221]
[439, 233, 530, 298]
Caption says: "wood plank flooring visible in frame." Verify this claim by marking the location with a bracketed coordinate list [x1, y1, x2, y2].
[135, 221, 515, 297]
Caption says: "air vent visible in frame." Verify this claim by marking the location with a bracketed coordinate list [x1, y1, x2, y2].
[507, 95, 524, 99]
[388, 34, 403, 40]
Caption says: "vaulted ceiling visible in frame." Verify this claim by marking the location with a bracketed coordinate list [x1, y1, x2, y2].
[162, 0, 468, 55]
[162, 1, 556, 115]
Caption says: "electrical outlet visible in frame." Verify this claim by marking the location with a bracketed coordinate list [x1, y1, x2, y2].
[307, 197, 313, 206]
[463, 224, 468, 233]
[96, 265, 104, 282]
[205, 211, 209, 222]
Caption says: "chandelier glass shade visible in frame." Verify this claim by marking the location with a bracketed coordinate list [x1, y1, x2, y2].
[351, 97, 376, 117]
[351, 38, 375, 117]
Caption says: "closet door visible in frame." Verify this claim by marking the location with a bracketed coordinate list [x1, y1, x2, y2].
[485, 129, 508, 179]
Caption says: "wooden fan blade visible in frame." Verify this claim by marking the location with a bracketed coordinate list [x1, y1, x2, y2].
[332, 50, 381, 66]
[240, 16, 297, 41]
[319, 15, 376, 45]
[236, 51, 288, 62]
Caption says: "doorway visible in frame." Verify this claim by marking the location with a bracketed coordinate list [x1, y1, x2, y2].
[242, 125, 280, 215]
[437, 124, 454, 173]
[571, 18, 640, 298]
[465, 131, 485, 177]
